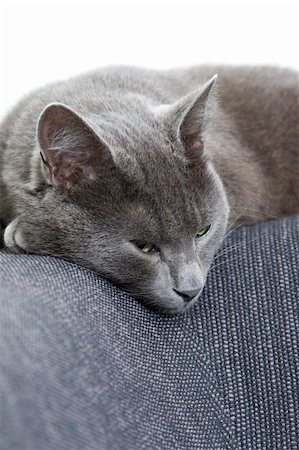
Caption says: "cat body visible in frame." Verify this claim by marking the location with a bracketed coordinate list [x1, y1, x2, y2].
[0, 65, 298, 313]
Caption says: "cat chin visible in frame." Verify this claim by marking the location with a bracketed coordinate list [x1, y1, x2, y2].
[143, 296, 198, 316]
[146, 303, 195, 316]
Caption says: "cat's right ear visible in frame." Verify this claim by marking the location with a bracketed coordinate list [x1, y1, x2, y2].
[166, 75, 217, 156]
[37, 103, 112, 190]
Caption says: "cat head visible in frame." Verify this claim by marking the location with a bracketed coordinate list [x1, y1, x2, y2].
[5, 75, 229, 314]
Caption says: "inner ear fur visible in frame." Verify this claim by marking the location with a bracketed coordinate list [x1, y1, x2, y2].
[37, 103, 111, 190]
[166, 75, 217, 155]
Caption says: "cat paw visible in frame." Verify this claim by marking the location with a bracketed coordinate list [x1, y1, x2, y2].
[4, 218, 28, 253]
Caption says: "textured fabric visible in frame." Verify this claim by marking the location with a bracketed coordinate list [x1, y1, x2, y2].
[0, 216, 298, 450]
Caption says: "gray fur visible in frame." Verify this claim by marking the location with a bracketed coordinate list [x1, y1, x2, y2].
[0, 65, 298, 314]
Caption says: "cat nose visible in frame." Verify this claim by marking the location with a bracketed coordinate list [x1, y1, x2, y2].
[174, 288, 202, 302]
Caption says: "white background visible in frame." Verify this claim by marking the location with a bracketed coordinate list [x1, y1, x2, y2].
[0, 0, 298, 118]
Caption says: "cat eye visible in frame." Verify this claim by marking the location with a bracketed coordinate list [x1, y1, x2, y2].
[196, 224, 211, 238]
[133, 241, 158, 253]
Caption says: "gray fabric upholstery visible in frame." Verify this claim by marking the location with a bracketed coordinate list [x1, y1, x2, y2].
[0, 216, 298, 450]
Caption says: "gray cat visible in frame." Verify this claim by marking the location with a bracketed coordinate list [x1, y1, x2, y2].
[0, 65, 298, 314]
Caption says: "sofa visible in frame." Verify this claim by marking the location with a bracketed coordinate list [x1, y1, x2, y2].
[0, 216, 298, 450]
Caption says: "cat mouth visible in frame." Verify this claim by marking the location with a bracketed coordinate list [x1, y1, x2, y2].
[143, 291, 202, 316]
[115, 279, 203, 315]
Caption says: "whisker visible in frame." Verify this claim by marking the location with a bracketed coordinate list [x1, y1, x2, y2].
[214, 236, 261, 261]
[232, 207, 279, 221]
[211, 255, 240, 270]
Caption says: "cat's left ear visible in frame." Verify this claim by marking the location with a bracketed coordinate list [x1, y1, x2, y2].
[167, 74, 217, 154]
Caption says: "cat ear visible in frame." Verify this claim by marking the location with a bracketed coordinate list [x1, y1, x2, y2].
[37, 103, 111, 190]
[169, 75, 217, 153]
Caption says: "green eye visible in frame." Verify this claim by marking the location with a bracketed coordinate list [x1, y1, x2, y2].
[196, 224, 211, 238]
[134, 241, 157, 253]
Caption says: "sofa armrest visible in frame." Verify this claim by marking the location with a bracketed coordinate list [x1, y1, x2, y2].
[1, 216, 298, 450]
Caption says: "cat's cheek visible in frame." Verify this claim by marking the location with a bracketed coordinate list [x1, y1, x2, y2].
[128, 247, 161, 267]
[140, 253, 161, 266]
[4, 218, 29, 253]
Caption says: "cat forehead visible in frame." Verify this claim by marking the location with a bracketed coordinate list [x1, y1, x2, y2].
[121, 159, 219, 227]
[110, 199, 203, 241]
[83, 106, 184, 182]
[87, 106, 169, 150]
[94, 167, 216, 233]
